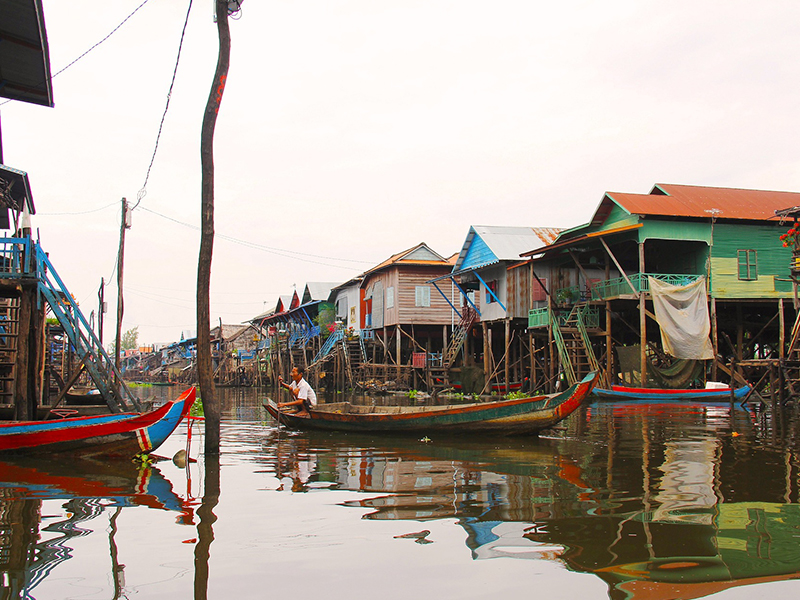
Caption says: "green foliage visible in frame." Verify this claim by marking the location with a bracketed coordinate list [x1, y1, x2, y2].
[106, 326, 139, 355]
[189, 399, 204, 418]
[121, 326, 139, 350]
[505, 391, 529, 400]
[314, 304, 336, 339]
[407, 389, 419, 399]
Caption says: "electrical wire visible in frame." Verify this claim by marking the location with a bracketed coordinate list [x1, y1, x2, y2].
[36, 201, 119, 216]
[132, 0, 194, 210]
[0, 1, 152, 107]
[138, 205, 375, 268]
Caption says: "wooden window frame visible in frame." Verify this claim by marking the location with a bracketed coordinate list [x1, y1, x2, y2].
[415, 285, 431, 307]
[737, 249, 757, 281]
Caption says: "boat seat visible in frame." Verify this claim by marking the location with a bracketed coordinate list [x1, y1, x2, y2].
[49, 408, 79, 419]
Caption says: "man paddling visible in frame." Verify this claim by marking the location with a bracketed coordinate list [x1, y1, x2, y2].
[278, 366, 317, 417]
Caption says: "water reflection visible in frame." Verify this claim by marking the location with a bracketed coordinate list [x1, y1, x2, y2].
[256, 397, 800, 599]
[2, 386, 799, 599]
[0, 457, 194, 599]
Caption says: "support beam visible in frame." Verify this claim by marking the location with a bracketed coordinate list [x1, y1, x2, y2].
[600, 237, 639, 296]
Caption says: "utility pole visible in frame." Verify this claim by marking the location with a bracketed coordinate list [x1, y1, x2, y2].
[98, 278, 105, 346]
[115, 198, 130, 382]
[198, 1, 232, 455]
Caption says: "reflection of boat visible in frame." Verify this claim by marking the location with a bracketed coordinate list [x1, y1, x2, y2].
[0, 387, 195, 456]
[0, 456, 193, 598]
[264, 372, 597, 434]
[593, 384, 751, 402]
[0, 456, 190, 513]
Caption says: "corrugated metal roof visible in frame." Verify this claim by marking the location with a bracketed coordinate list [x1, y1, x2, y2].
[454, 226, 563, 271]
[599, 184, 800, 223]
[0, 0, 54, 107]
[302, 282, 340, 303]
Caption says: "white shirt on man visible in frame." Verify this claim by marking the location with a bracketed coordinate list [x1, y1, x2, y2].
[289, 378, 317, 406]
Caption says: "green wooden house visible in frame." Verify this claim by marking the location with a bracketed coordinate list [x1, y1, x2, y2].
[522, 183, 799, 390]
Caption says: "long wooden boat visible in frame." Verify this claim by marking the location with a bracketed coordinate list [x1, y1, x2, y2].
[0, 387, 195, 457]
[593, 384, 751, 402]
[264, 372, 598, 435]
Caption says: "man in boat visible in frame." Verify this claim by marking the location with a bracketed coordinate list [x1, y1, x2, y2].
[277, 366, 317, 417]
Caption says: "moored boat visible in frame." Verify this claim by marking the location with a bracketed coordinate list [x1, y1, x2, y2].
[0, 387, 196, 457]
[593, 384, 751, 402]
[264, 372, 598, 435]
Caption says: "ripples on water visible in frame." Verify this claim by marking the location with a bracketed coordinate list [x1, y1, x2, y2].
[2, 387, 800, 599]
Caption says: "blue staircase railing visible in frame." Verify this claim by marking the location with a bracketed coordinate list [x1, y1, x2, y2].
[311, 328, 344, 365]
[34, 244, 141, 412]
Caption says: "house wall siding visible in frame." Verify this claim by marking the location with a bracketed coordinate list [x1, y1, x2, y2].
[394, 267, 453, 326]
[710, 223, 793, 298]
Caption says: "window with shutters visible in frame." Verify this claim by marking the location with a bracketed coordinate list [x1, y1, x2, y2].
[737, 250, 757, 281]
[531, 277, 547, 302]
[386, 286, 394, 309]
[415, 285, 431, 307]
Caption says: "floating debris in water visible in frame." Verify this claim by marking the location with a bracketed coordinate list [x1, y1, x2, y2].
[394, 530, 433, 544]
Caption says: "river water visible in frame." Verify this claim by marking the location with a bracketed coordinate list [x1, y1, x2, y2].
[2, 387, 800, 599]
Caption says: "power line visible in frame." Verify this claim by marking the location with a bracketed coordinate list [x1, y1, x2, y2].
[138, 205, 374, 268]
[132, 0, 194, 211]
[1, 1, 152, 107]
[37, 201, 118, 216]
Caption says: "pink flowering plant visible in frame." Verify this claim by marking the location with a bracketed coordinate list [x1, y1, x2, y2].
[780, 221, 800, 248]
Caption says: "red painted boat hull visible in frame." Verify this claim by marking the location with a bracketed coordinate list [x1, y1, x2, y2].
[0, 387, 196, 457]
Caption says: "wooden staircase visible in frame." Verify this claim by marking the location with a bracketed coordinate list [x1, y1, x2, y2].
[553, 304, 602, 386]
[782, 312, 800, 395]
[342, 337, 365, 385]
[443, 306, 478, 368]
[0, 297, 19, 405]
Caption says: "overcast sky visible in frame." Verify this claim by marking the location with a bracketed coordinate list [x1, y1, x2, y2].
[3, 0, 800, 345]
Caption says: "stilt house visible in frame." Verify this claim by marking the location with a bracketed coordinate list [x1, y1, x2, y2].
[521, 183, 799, 392]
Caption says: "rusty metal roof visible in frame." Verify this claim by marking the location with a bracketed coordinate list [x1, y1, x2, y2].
[360, 242, 450, 279]
[596, 184, 800, 224]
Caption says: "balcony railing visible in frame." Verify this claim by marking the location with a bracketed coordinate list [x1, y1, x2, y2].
[528, 305, 600, 329]
[589, 273, 702, 300]
[0, 237, 33, 277]
[530, 272, 703, 327]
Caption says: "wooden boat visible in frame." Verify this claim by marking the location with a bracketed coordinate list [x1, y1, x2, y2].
[264, 372, 598, 435]
[65, 387, 103, 405]
[593, 384, 751, 402]
[0, 387, 195, 457]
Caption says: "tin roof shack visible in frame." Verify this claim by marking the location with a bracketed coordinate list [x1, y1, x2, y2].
[523, 183, 797, 392]
[358, 243, 455, 390]
[250, 286, 338, 391]
[328, 277, 363, 334]
[210, 323, 260, 386]
[430, 226, 562, 395]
